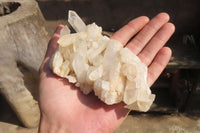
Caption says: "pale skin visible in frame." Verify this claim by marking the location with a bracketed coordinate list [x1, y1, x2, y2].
[39, 13, 175, 133]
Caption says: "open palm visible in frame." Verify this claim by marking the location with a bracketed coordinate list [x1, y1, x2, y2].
[38, 13, 175, 133]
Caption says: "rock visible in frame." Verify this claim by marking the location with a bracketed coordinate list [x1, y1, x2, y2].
[0, 0, 49, 128]
[50, 11, 155, 112]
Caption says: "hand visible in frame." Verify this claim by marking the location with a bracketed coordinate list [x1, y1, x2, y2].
[38, 13, 175, 133]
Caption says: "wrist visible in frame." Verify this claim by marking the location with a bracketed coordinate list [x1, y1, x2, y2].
[38, 113, 116, 133]
[38, 115, 69, 133]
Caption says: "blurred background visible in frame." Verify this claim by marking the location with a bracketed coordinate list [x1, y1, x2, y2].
[0, 0, 200, 132]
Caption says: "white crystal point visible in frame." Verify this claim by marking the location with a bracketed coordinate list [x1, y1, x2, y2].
[125, 93, 155, 112]
[60, 25, 70, 37]
[50, 11, 155, 112]
[68, 10, 87, 32]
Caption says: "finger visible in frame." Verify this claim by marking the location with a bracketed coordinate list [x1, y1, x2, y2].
[127, 13, 170, 55]
[39, 25, 64, 74]
[111, 16, 149, 45]
[138, 23, 175, 66]
[45, 25, 64, 58]
[147, 47, 172, 87]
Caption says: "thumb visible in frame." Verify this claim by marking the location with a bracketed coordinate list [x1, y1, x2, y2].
[39, 25, 64, 74]
[45, 25, 64, 58]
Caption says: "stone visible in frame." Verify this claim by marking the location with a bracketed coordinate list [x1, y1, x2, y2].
[50, 11, 155, 112]
[0, 0, 49, 128]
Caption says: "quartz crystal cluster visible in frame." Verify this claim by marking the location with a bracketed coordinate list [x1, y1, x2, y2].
[50, 10, 155, 111]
